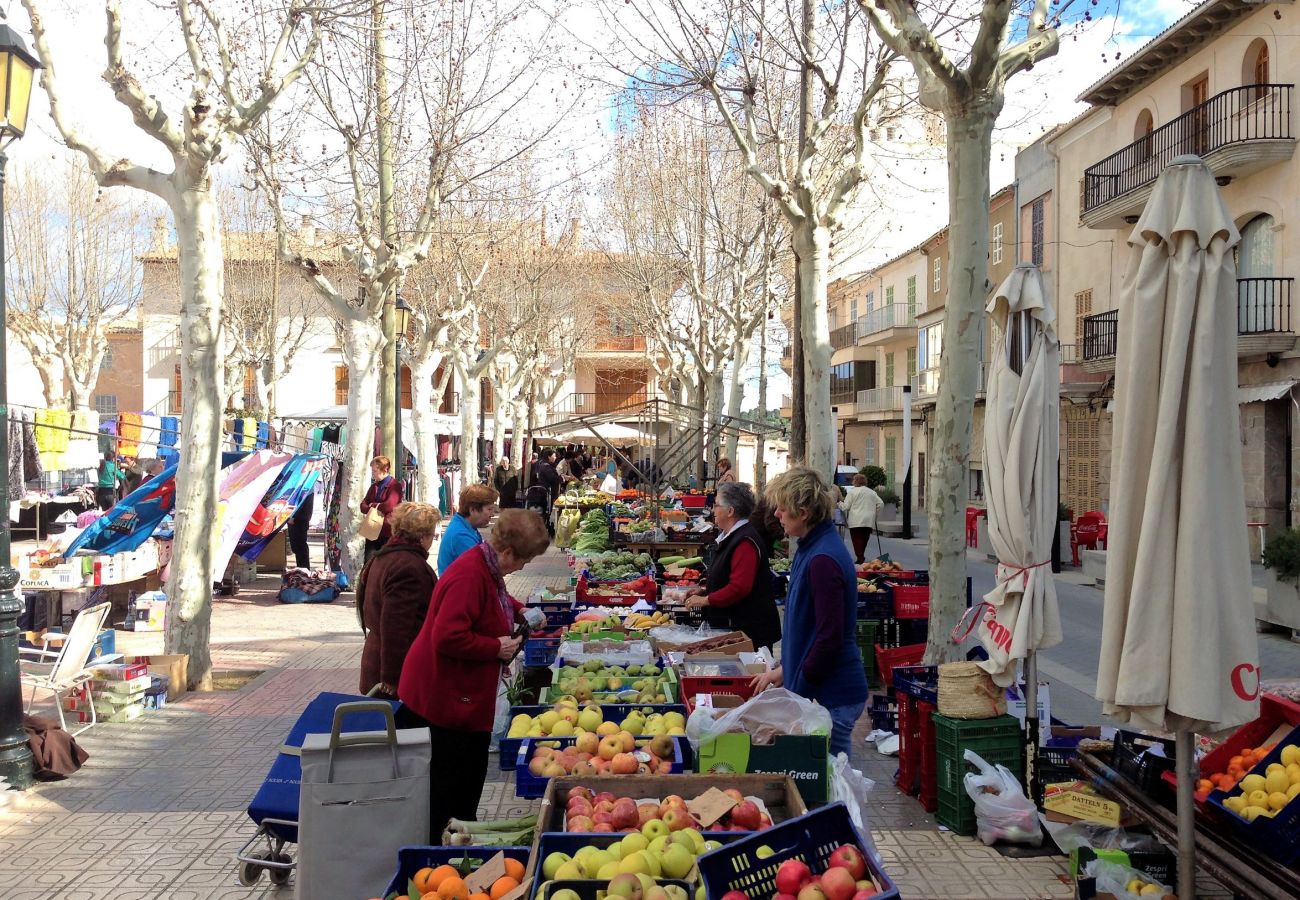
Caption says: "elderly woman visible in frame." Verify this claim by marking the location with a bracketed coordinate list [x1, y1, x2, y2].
[438, 483, 500, 575]
[716, 457, 737, 483]
[358, 502, 441, 698]
[751, 467, 868, 755]
[360, 455, 404, 561]
[839, 473, 885, 564]
[686, 481, 782, 651]
[398, 508, 551, 838]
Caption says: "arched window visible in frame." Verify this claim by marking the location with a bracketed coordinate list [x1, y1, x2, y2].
[1134, 109, 1154, 160]
[1244, 39, 1270, 99]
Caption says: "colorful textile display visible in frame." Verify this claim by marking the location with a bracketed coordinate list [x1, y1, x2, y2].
[158, 417, 180, 462]
[64, 462, 179, 555]
[325, 457, 344, 572]
[211, 450, 293, 581]
[117, 413, 143, 457]
[98, 420, 117, 457]
[35, 409, 72, 472]
[235, 454, 326, 561]
[66, 410, 100, 471]
[310, 427, 323, 452]
[240, 418, 257, 451]
[256, 421, 271, 449]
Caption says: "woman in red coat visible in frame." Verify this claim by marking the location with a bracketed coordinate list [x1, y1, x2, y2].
[398, 508, 551, 839]
[360, 455, 404, 562]
[358, 502, 440, 697]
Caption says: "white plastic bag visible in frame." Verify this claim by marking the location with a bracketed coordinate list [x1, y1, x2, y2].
[1088, 858, 1173, 899]
[686, 687, 832, 751]
[829, 752, 884, 869]
[962, 749, 1042, 847]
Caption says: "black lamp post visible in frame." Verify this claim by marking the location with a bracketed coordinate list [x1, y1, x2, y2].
[0, 20, 42, 792]
[393, 294, 411, 491]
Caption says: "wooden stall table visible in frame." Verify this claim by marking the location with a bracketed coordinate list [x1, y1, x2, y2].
[616, 539, 712, 559]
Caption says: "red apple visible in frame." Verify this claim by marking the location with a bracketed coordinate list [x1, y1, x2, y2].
[722, 788, 745, 802]
[729, 800, 762, 831]
[567, 797, 593, 818]
[775, 860, 812, 896]
[567, 786, 592, 802]
[776, 895, 798, 900]
[593, 811, 615, 826]
[797, 885, 827, 900]
[820, 866, 856, 900]
[612, 798, 639, 829]
[568, 815, 594, 832]
[828, 845, 866, 882]
[758, 814, 772, 829]
[662, 808, 691, 831]
[594, 791, 617, 805]
[850, 892, 878, 900]
[592, 822, 615, 832]
[637, 803, 660, 826]
[595, 800, 616, 815]
[720, 893, 749, 900]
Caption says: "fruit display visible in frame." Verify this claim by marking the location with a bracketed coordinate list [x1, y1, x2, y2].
[387, 853, 528, 900]
[856, 560, 905, 576]
[856, 580, 885, 594]
[561, 786, 772, 834]
[574, 510, 613, 553]
[544, 876, 690, 900]
[1216, 740, 1300, 821]
[556, 491, 616, 509]
[582, 575, 658, 599]
[539, 825, 721, 885]
[770, 558, 791, 574]
[552, 667, 674, 705]
[524, 732, 683, 780]
[621, 612, 674, 630]
[1195, 742, 1278, 800]
[1119, 877, 1168, 897]
[717, 847, 884, 900]
[507, 703, 686, 739]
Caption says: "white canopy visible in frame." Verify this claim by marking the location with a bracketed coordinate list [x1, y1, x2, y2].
[543, 422, 651, 443]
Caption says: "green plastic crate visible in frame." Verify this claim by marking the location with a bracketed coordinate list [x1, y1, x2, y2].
[855, 620, 877, 686]
[933, 713, 1024, 835]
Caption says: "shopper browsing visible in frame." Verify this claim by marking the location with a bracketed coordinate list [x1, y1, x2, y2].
[438, 484, 499, 575]
[359, 455, 404, 562]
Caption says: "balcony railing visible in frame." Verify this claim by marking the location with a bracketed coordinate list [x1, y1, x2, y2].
[1059, 343, 1081, 365]
[1239, 277, 1294, 335]
[831, 322, 858, 350]
[590, 335, 647, 352]
[856, 304, 916, 339]
[831, 385, 858, 405]
[857, 385, 904, 412]
[1082, 310, 1118, 361]
[908, 364, 986, 398]
[1083, 84, 1294, 214]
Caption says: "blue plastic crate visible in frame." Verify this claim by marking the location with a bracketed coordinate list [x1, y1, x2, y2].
[696, 802, 899, 900]
[868, 694, 897, 732]
[515, 735, 688, 799]
[856, 586, 893, 619]
[533, 879, 692, 900]
[524, 637, 562, 667]
[1207, 720, 1300, 866]
[532, 831, 744, 898]
[383, 845, 529, 898]
[530, 601, 577, 629]
[893, 665, 938, 705]
[496, 702, 689, 771]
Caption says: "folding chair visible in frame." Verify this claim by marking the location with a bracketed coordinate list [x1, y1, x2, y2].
[20, 601, 111, 737]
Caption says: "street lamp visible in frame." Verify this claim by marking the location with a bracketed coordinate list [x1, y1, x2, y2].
[393, 294, 411, 492]
[0, 20, 42, 792]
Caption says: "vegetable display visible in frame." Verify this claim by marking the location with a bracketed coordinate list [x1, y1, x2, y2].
[584, 551, 655, 580]
[573, 509, 613, 553]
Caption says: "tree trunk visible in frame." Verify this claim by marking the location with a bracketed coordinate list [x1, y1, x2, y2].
[756, 314, 768, 490]
[66, 373, 93, 412]
[253, 365, 272, 422]
[410, 351, 441, 506]
[925, 103, 995, 666]
[339, 316, 385, 577]
[164, 187, 226, 690]
[794, 221, 834, 472]
[724, 341, 750, 462]
[459, 360, 482, 493]
[706, 369, 726, 472]
[32, 354, 61, 408]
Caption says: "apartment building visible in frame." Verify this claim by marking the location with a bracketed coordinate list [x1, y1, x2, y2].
[1041, 0, 1299, 542]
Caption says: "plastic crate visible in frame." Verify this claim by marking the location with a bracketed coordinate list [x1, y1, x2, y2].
[383, 846, 530, 898]
[695, 802, 899, 900]
[681, 493, 708, 508]
[872, 617, 928, 650]
[889, 583, 930, 619]
[533, 832, 742, 894]
[868, 694, 897, 732]
[1034, 744, 1079, 804]
[918, 701, 938, 813]
[495, 702, 688, 770]
[529, 601, 577, 629]
[856, 587, 893, 619]
[893, 665, 938, 705]
[895, 695, 921, 796]
[1160, 693, 1300, 797]
[855, 620, 877, 685]
[542, 683, 678, 705]
[1207, 720, 1300, 865]
[933, 713, 1024, 835]
[679, 675, 756, 709]
[534, 880, 693, 900]
[875, 643, 926, 689]
[1112, 730, 1176, 795]
[524, 636, 562, 667]
[514, 735, 688, 799]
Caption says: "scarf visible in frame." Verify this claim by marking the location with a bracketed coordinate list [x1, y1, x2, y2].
[478, 541, 514, 626]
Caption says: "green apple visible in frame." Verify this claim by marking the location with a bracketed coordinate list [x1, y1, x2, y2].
[574, 846, 600, 862]
[642, 819, 670, 841]
[542, 851, 571, 880]
[648, 835, 671, 856]
[618, 853, 652, 876]
[664, 887, 688, 900]
[554, 860, 586, 881]
[551, 891, 582, 900]
[620, 833, 650, 856]
[703, 840, 723, 852]
[639, 850, 662, 878]
[755, 845, 775, 859]
[583, 850, 615, 878]
[607, 873, 643, 900]
[597, 861, 621, 881]
[660, 843, 696, 880]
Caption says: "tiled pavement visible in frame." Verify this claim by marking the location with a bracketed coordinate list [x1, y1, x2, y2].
[1, 546, 1098, 899]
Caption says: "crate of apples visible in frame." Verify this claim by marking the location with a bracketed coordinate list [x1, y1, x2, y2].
[563, 786, 771, 834]
[717, 849, 883, 900]
[517, 733, 686, 799]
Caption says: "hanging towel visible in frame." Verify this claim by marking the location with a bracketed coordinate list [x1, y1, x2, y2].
[231, 417, 244, 447]
[256, 421, 270, 449]
[36, 409, 71, 472]
[118, 412, 143, 457]
[137, 413, 161, 460]
[310, 427, 323, 452]
[66, 410, 100, 471]
[240, 418, 257, 450]
[158, 416, 180, 462]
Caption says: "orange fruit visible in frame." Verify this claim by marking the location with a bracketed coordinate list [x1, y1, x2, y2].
[490, 877, 520, 900]
[1197, 778, 1213, 793]
[438, 876, 470, 900]
[417, 866, 460, 896]
[470, 893, 491, 900]
[503, 859, 526, 882]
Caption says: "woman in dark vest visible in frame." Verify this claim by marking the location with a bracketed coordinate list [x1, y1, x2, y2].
[684, 481, 782, 651]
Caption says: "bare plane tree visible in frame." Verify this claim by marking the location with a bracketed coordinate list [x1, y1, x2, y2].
[5, 155, 147, 410]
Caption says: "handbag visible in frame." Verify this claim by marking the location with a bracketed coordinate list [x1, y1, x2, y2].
[296, 702, 430, 900]
[359, 507, 385, 542]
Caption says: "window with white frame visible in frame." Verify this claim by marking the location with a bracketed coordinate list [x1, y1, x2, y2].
[95, 394, 118, 416]
[933, 256, 942, 292]
[850, 297, 858, 322]
[991, 222, 1003, 265]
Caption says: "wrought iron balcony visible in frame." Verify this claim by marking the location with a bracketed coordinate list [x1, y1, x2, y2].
[1082, 310, 1118, 369]
[1082, 84, 1295, 228]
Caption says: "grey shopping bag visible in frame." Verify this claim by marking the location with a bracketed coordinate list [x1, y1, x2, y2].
[296, 701, 430, 900]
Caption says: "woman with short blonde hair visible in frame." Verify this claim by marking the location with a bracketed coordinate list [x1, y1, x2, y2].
[752, 467, 868, 755]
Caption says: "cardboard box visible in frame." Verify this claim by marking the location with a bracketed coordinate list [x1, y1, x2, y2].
[130, 593, 168, 632]
[91, 662, 149, 682]
[255, 530, 288, 573]
[1070, 846, 1176, 885]
[20, 562, 87, 590]
[655, 630, 755, 655]
[1044, 781, 1123, 827]
[125, 654, 188, 701]
[696, 732, 830, 806]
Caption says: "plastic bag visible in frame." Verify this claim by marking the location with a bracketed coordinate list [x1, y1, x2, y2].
[648, 622, 729, 648]
[962, 749, 1042, 847]
[686, 688, 832, 751]
[829, 752, 883, 869]
[1088, 858, 1173, 899]
[1042, 820, 1166, 857]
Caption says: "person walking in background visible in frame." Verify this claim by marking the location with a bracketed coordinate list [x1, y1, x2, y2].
[493, 457, 519, 508]
[96, 451, 123, 508]
[716, 457, 737, 484]
[398, 509, 551, 839]
[839, 473, 884, 564]
[358, 502, 440, 698]
[360, 455, 404, 562]
[751, 466, 868, 756]
[437, 483, 499, 575]
[288, 489, 315, 570]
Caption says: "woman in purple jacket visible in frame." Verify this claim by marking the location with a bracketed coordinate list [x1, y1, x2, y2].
[751, 466, 869, 755]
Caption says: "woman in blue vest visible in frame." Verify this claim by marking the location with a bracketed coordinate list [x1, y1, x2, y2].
[751, 466, 868, 755]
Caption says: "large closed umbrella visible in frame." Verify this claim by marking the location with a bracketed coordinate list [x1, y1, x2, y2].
[1096, 156, 1260, 899]
[980, 264, 1062, 798]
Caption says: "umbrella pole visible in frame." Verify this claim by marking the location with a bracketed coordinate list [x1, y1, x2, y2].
[1024, 653, 1039, 804]
[1176, 731, 1196, 900]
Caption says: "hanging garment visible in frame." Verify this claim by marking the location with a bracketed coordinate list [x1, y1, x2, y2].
[231, 417, 245, 448]
[283, 423, 309, 453]
[36, 409, 72, 472]
[117, 412, 143, 457]
[256, 421, 271, 449]
[66, 410, 101, 471]
[21, 415, 42, 484]
[137, 413, 161, 460]
[322, 424, 341, 446]
[158, 416, 180, 462]
[310, 427, 323, 453]
[240, 417, 257, 451]
[9, 418, 24, 501]
[325, 458, 344, 572]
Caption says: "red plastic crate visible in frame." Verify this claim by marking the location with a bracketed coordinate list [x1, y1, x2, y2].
[1160, 692, 1300, 797]
[1207, 720, 1300, 865]
[681, 494, 708, 508]
[918, 701, 938, 813]
[876, 642, 927, 689]
[890, 583, 930, 619]
[679, 675, 756, 708]
[895, 695, 921, 796]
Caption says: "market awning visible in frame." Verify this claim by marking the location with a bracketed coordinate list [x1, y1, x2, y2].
[1237, 380, 1296, 404]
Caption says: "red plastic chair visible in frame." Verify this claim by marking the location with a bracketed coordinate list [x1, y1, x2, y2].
[1070, 511, 1108, 566]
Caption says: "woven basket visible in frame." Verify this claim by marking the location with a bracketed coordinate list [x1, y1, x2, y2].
[937, 661, 1007, 720]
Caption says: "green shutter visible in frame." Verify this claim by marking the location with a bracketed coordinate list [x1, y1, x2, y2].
[885, 352, 895, 387]
[906, 348, 917, 378]
[907, 276, 917, 317]
[885, 437, 897, 489]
